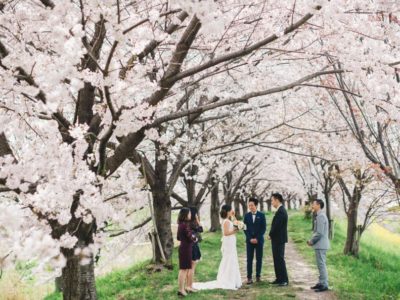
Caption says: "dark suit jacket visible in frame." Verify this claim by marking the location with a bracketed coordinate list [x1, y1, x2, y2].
[269, 205, 288, 244]
[243, 211, 267, 244]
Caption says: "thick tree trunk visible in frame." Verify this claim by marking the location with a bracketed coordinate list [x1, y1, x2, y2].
[56, 193, 98, 300]
[287, 199, 292, 210]
[152, 155, 174, 264]
[210, 179, 221, 232]
[344, 198, 361, 256]
[61, 250, 97, 300]
[184, 165, 198, 207]
[55, 276, 63, 292]
[153, 189, 174, 264]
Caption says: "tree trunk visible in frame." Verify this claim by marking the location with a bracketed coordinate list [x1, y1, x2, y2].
[153, 188, 174, 264]
[225, 197, 233, 206]
[152, 155, 174, 265]
[61, 248, 96, 300]
[240, 200, 247, 216]
[153, 190, 174, 264]
[55, 276, 63, 292]
[62, 256, 96, 300]
[308, 193, 317, 229]
[343, 197, 361, 257]
[210, 179, 221, 232]
[57, 193, 98, 300]
[260, 197, 264, 212]
[184, 164, 198, 207]
[323, 188, 333, 239]
[234, 196, 241, 218]
[287, 199, 292, 210]
[266, 199, 272, 212]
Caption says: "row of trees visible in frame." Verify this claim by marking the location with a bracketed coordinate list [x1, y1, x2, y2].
[0, 1, 399, 299]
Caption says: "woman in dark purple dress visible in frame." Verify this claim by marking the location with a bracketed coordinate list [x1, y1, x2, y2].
[177, 207, 196, 297]
[186, 207, 203, 292]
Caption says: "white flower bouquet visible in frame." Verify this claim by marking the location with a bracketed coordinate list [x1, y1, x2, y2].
[232, 218, 246, 230]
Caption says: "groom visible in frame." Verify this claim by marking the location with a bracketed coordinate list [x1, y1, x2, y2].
[268, 193, 289, 286]
[243, 197, 266, 284]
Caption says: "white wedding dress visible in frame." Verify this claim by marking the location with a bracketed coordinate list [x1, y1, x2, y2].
[193, 219, 242, 290]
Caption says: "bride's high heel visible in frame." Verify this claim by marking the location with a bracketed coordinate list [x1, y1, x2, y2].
[186, 288, 198, 293]
[177, 291, 187, 297]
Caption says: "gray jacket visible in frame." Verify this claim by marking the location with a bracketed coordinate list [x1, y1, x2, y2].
[310, 210, 330, 250]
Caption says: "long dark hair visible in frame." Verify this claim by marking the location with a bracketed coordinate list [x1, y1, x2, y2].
[178, 207, 190, 224]
[189, 206, 199, 229]
[220, 204, 232, 219]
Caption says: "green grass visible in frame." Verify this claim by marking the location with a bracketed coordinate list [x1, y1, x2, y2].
[45, 211, 400, 300]
[288, 211, 400, 300]
[45, 223, 296, 300]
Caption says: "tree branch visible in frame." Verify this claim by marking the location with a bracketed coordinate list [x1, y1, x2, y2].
[164, 6, 322, 84]
[149, 69, 344, 127]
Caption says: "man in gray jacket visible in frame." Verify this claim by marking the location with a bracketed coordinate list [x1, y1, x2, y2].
[307, 199, 330, 292]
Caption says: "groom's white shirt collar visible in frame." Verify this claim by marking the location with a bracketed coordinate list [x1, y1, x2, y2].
[252, 210, 258, 222]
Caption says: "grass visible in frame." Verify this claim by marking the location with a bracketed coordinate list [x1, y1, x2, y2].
[45, 210, 400, 299]
[288, 211, 400, 300]
[0, 270, 53, 300]
[45, 221, 297, 300]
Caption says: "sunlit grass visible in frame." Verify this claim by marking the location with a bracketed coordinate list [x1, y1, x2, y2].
[367, 223, 400, 249]
[0, 270, 53, 300]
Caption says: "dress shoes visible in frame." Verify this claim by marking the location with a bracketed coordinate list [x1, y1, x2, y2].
[315, 286, 329, 292]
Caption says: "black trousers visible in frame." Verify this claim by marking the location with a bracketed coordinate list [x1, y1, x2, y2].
[272, 242, 288, 283]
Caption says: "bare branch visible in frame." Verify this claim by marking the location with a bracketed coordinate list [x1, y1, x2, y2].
[150, 69, 344, 127]
[108, 217, 152, 237]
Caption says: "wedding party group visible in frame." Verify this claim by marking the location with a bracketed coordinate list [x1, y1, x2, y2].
[176, 193, 330, 297]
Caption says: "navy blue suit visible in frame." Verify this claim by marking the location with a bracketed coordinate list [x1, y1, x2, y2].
[243, 211, 267, 279]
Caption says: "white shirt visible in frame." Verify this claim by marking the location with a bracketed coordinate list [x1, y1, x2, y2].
[252, 211, 258, 223]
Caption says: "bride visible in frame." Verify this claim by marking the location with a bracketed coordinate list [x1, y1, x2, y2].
[193, 204, 242, 290]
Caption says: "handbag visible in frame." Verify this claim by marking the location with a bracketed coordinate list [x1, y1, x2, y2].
[194, 226, 203, 243]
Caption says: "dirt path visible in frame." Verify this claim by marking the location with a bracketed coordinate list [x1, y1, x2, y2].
[285, 240, 337, 300]
[235, 240, 337, 300]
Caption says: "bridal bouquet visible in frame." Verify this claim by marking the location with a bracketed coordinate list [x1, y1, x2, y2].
[232, 218, 246, 230]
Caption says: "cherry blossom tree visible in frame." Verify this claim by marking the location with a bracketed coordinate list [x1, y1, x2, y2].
[1, 1, 399, 299]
